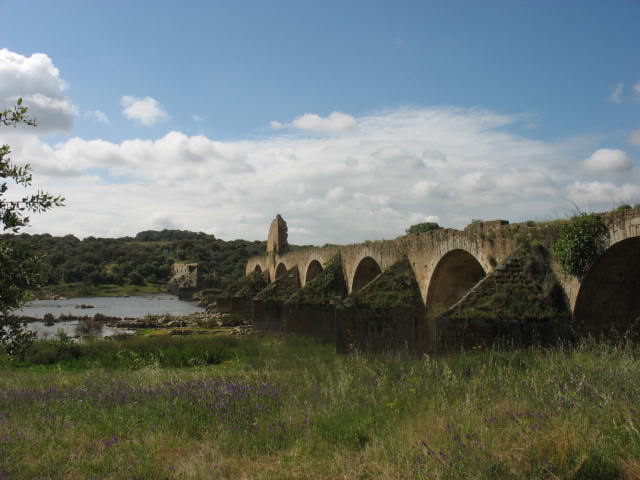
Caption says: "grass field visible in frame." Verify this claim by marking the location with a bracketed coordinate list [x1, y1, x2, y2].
[1, 335, 640, 479]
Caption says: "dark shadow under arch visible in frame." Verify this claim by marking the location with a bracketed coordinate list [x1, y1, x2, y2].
[254, 265, 263, 273]
[574, 237, 640, 338]
[305, 260, 323, 284]
[352, 257, 382, 293]
[426, 249, 486, 309]
[275, 263, 288, 280]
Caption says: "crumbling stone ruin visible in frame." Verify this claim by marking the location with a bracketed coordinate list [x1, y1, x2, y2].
[167, 263, 198, 299]
[266, 214, 288, 257]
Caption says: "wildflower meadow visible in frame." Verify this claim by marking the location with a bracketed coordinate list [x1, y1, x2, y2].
[1, 335, 640, 479]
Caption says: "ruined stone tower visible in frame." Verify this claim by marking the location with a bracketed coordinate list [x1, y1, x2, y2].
[266, 214, 288, 256]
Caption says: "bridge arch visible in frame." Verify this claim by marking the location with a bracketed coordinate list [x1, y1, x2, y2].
[574, 236, 640, 338]
[351, 256, 382, 293]
[245, 258, 267, 277]
[426, 249, 486, 310]
[305, 260, 323, 284]
[275, 262, 288, 280]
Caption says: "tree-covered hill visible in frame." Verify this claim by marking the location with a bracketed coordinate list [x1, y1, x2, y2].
[0, 230, 266, 298]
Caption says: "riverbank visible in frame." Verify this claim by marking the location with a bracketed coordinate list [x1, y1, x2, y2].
[1, 337, 638, 479]
[17, 310, 250, 341]
[36, 283, 166, 299]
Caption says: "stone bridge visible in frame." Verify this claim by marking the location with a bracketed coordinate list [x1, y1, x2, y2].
[241, 209, 640, 352]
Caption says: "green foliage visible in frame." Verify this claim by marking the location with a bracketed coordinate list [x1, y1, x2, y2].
[1, 100, 64, 357]
[1, 230, 267, 296]
[349, 258, 423, 309]
[552, 213, 607, 278]
[0, 99, 64, 232]
[405, 222, 442, 235]
[18, 334, 259, 368]
[615, 204, 632, 211]
[223, 270, 268, 297]
[1, 340, 640, 478]
[288, 255, 347, 305]
[442, 245, 572, 349]
[254, 266, 301, 304]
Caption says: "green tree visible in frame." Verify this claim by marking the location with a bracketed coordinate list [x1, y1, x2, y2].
[405, 222, 442, 234]
[0, 99, 64, 357]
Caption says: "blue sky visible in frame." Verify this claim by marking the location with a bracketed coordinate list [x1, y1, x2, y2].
[1, 1, 639, 243]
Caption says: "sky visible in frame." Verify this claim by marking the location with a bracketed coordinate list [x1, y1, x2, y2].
[1, 0, 639, 244]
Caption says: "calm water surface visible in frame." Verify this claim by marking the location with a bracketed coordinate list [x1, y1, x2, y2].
[19, 294, 205, 339]
[19, 294, 204, 319]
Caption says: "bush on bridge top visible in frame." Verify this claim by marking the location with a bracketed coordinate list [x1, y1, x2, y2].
[552, 213, 607, 279]
[405, 222, 442, 235]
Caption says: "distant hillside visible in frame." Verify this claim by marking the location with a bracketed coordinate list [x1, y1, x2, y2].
[0, 230, 266, 297]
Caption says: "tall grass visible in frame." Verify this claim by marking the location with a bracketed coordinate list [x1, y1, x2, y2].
[3, 334, 262, 370]
[1, 337, 640, 479]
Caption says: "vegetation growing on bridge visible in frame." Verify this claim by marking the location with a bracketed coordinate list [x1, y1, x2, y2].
[440, 244, 572, 349]
[552, 212, 607, 278]
[288, 255, 347, 305]
[405, 221, 442, 234]
[223, 270, 268, 298]
[254, 266, 300, 303]
[346, 258, 423, 309]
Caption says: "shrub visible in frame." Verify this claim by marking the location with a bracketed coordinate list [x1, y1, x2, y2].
[16, 334, 263, 369]
[552, 213, 606, 278]
[405, 222, 441, 235]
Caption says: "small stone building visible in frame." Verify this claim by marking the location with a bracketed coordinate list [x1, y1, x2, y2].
[167, 263, 198, 298]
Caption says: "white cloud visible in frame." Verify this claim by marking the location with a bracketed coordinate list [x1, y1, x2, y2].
[325, 186, 345, 201]
[582, 148, 631, 172]
[410, 180, 436, 198]
[85, 110, 109, 124]
[0, 49, 76, 132]
[8, 105, 638, 244]
[610, 83, 624, 103]
[148, 214, 181, 230]
[121, 96, 169, 126]
[629, 129, 640, 146]
[407, 213, 439, 226]
[3, 48, 638, 244]
[191, 114, 206, 122]
[291, 111, 357, 133]
[567, 181, 640, 207]
[634, 81, 640, 99]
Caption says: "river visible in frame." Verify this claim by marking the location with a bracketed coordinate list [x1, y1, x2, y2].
[19, 294, 205, 319]
[17, 294, 205, 339]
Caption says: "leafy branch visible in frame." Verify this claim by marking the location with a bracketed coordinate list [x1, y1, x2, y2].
[0, 99, 65, 232]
